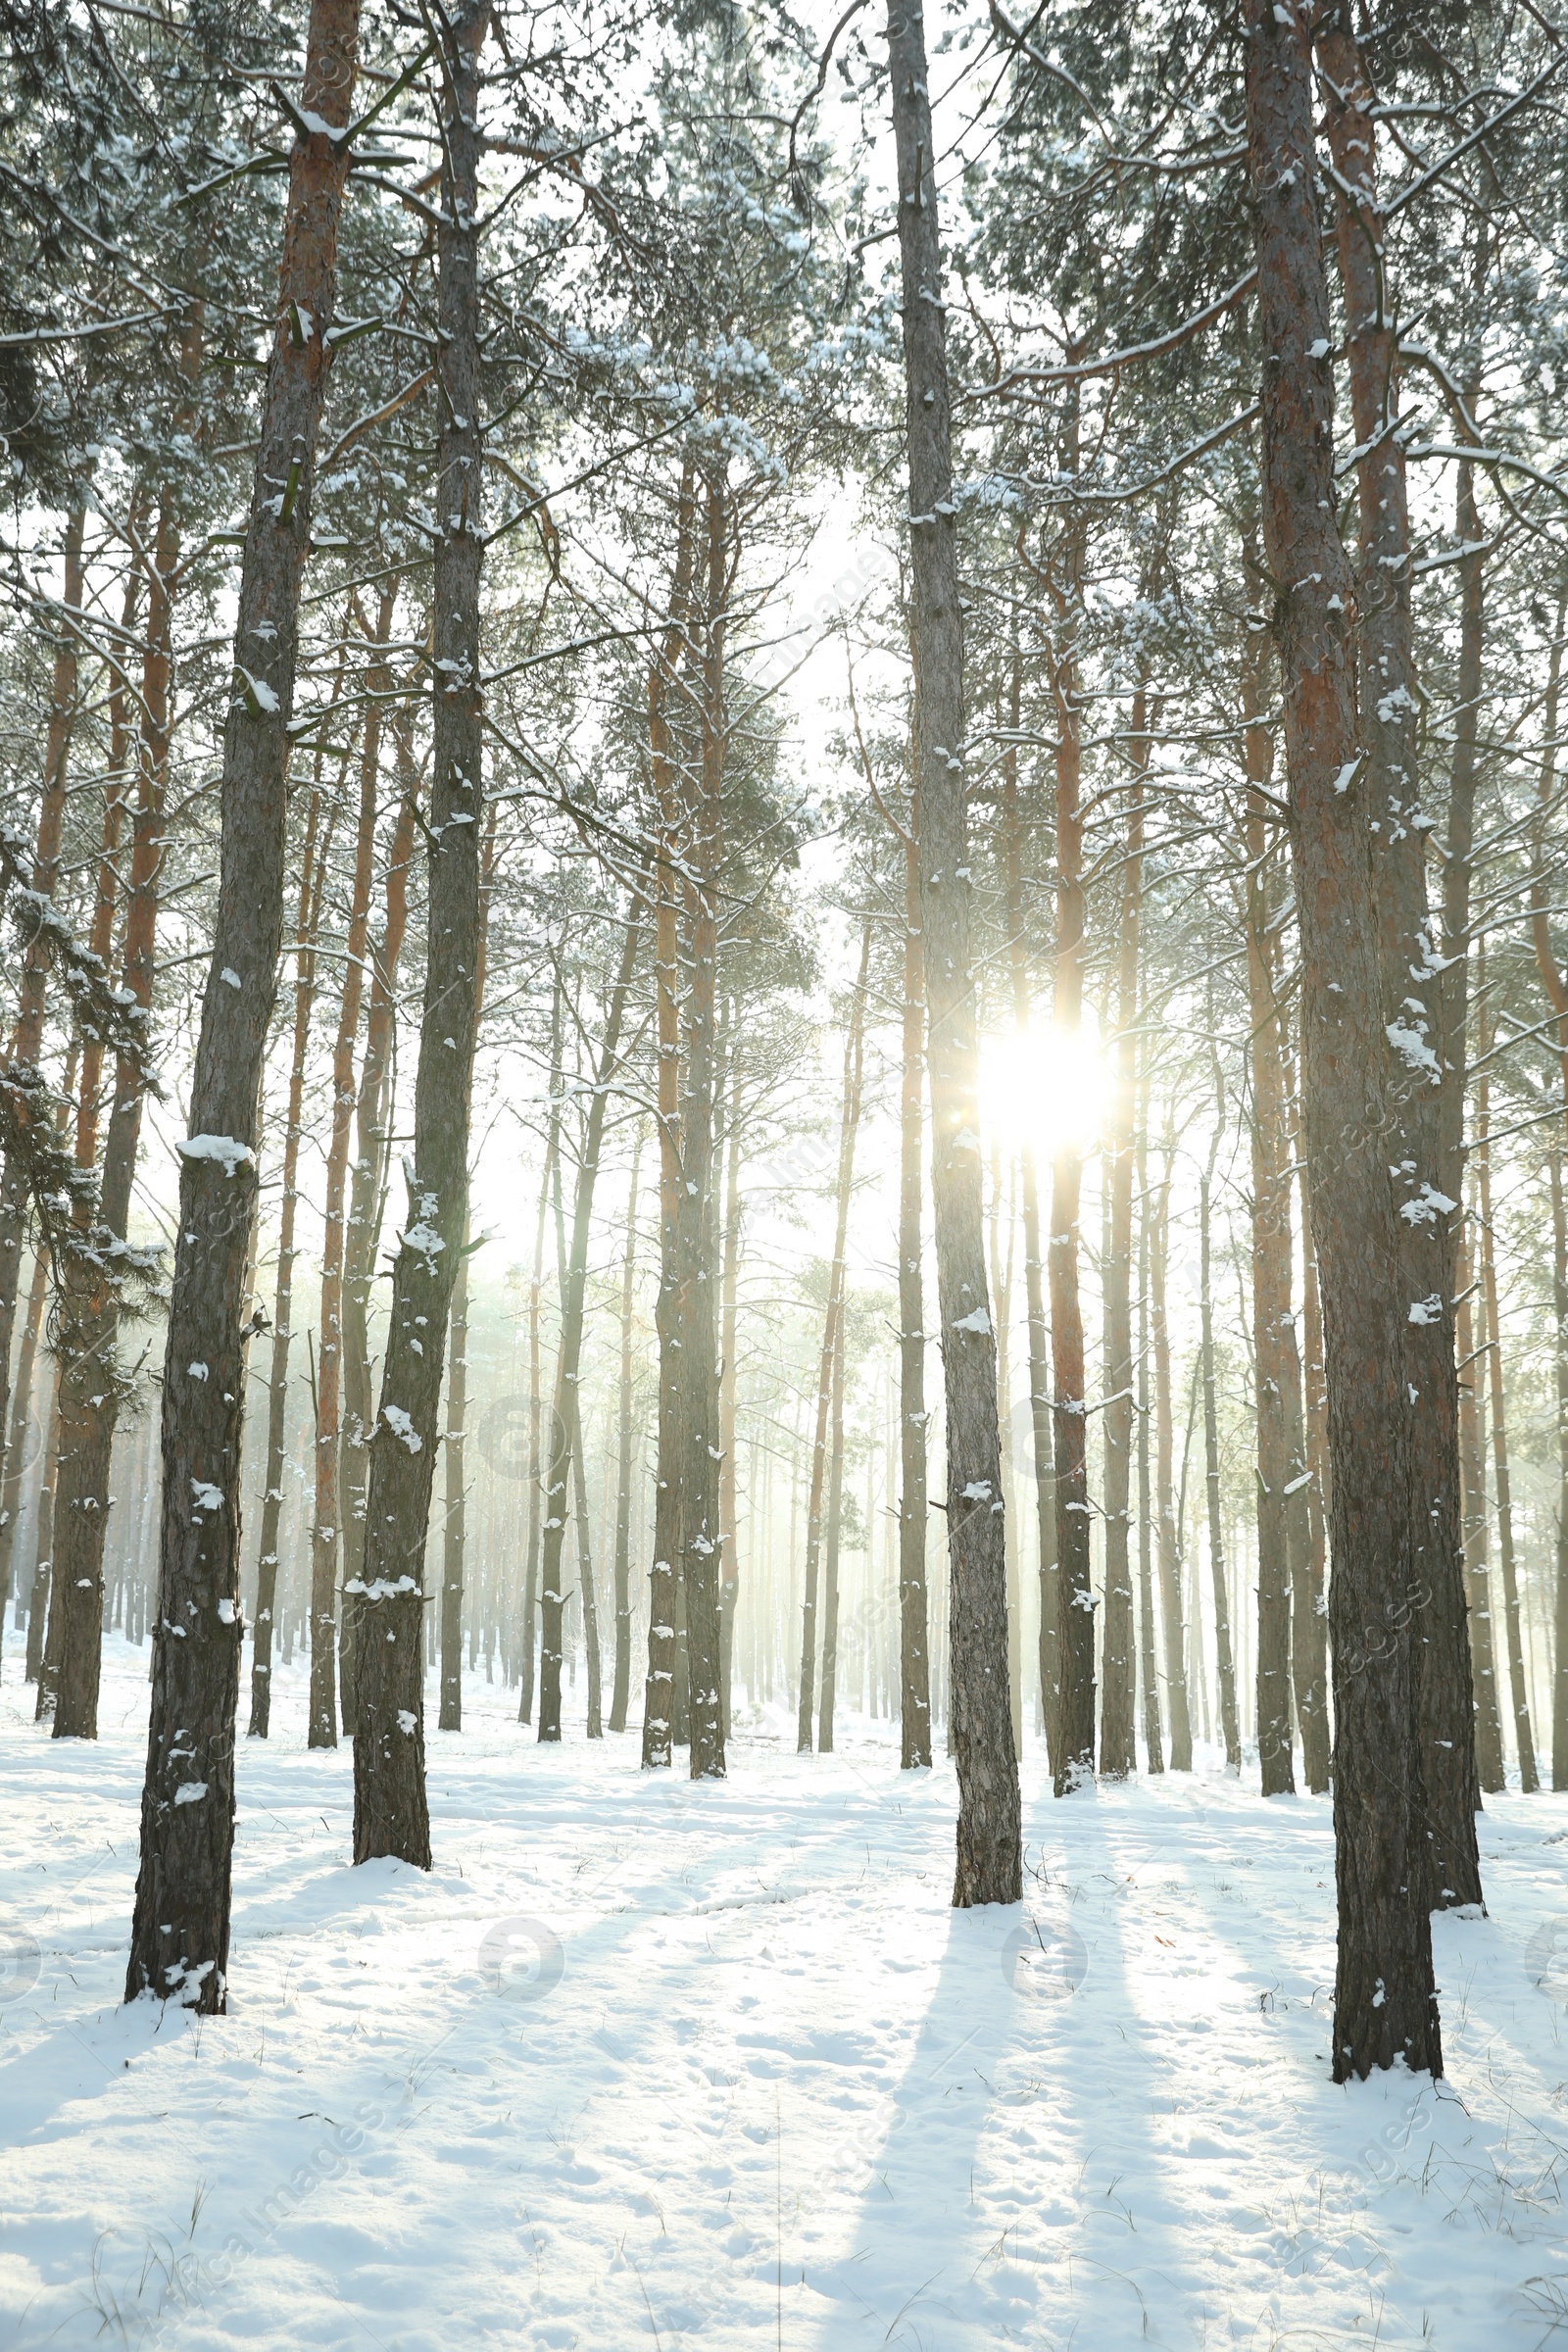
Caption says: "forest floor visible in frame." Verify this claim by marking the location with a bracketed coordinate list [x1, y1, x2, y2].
[1, 1636, 1566, 2351]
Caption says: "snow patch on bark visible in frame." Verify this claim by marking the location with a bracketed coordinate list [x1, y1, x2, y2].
[382, 1405, 421, 1452]
[179, 1135, 255, 1178]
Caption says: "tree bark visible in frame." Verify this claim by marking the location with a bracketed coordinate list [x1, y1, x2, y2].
[516, 1080, 556, 1728]
[432, 805, 495, 1734]
[351, 0, 488, 1870]
[0, 505, 85, 1454]
[1199, 1165, 1241, 1770]
[1454, 1213, 1505, 1790]
[26, 1371, 60, 1702]
[1099, 751, 1142, 1779]
[1474, 1053, 1539, 1792]
[1529, 598, 1568, 1787]
[672, 470, 729, 1782]
[1245, 0, 1440, 2079]
[311, 592, 393, 1747]
[537, 902, 642, 1740]
[1239, 625, 1300, 1794]
[26, 1041, 79, 1715]
[999, 749, 1057, 1774]
[68, 518, 143, 1190]
[0, 1244, 49, 1664]
[1136, 1116, 1162, 1772]
[1045, 498, 1094, 1795]
[570, 1385, 602, 1738]
[248, 788, 329, 1737]
[818, 1299, 848, 1754]
[7, 509, 90, 1711]
[889, 0, 1020, 1900]
[641, 466, 698, 1770]
[1279, 1165, 1329, 1787]
[797, 921, 871, 1752]
[54, 452, 198, 1740]
[341, 741, 418, 1625]
[1293, 1103, 1333, 1722]
[439, 1236, 470, 1731]
[609, 1128, 642, 1734]
[1150, 1151, 1193, 1769]
[125, 0, 362, 2010]
[717, 1054, 743, 1738]
[896, 805, 933, 1766]
[987, 1139, 1020, 1750]
[1551, 1140, 1568, 1791]
[1318, 6, 1480, 1905]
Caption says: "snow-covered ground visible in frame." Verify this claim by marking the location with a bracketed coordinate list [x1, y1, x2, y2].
[2, 1635, 1566, 2350]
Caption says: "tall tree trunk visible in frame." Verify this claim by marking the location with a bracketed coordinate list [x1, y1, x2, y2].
[351, 0, 487, 1870]
[341, 745, 418, 1626]
[641, 466, 698, 1771]
[538, 902, 642, 1740]
[1240, 612, 1300, 1795]
[431, 804, 494, 1736]
[609, 1129, 642, 1735]
[26, 1044, 77, 1713]
[987, 1141, 1021, 1751]
[1150, 1152, 1193, 1768]
[570, 1384, 602, 1738]
[1454, 1214, 1505, 1789]
[0, 504, 84, 1453]
[125, 0, 362, 1998]
[1136, 1117, 1162, 1772]
[54, 449, 198, 1740]
[717, 1057, 743, 1739]
[889, 0, 1020, 1899]
[1551, 1140, 1568, 1791]
[1318, 6, 1481, 1907]
[797, 921, 871, 1752]
[0, 1245, 49, 1664]
[439, 1237, 470, 1731]
[1245, 0, 1440, 2079]
[1474, 1054, 1539, 1792]
[1100, 752, 1142, 1779]
[1044, 480, 1094, 1796]
[1280, 1070, 1329, 1791]
[1199, 1165, 1241, 1770]
[66, 520, 143, 1221]
[1529, 595, 1568, 1788]
[1437, 298, 1490, 1829]
[999, 733, 1057, 1770]
[1293, 1097, 1333, 1716]
[248, 788, 329, 1737]
[672, 471, 729, 1783]
[312, 590, 393, 1748]
[897, 808, 933, 1766]
[8, 513, 90, 1712]
[517, 1107, 555, 1724]
[41, 545, 148, 1693]
[27, 1371, 61, 1705]
[818, 1303, 848, 1754]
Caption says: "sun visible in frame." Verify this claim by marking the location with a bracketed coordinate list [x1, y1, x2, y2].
[978, 1017, 1109, 1162]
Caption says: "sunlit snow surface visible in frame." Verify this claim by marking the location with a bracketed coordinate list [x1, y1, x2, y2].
[2, 1636, 1566, 2350]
